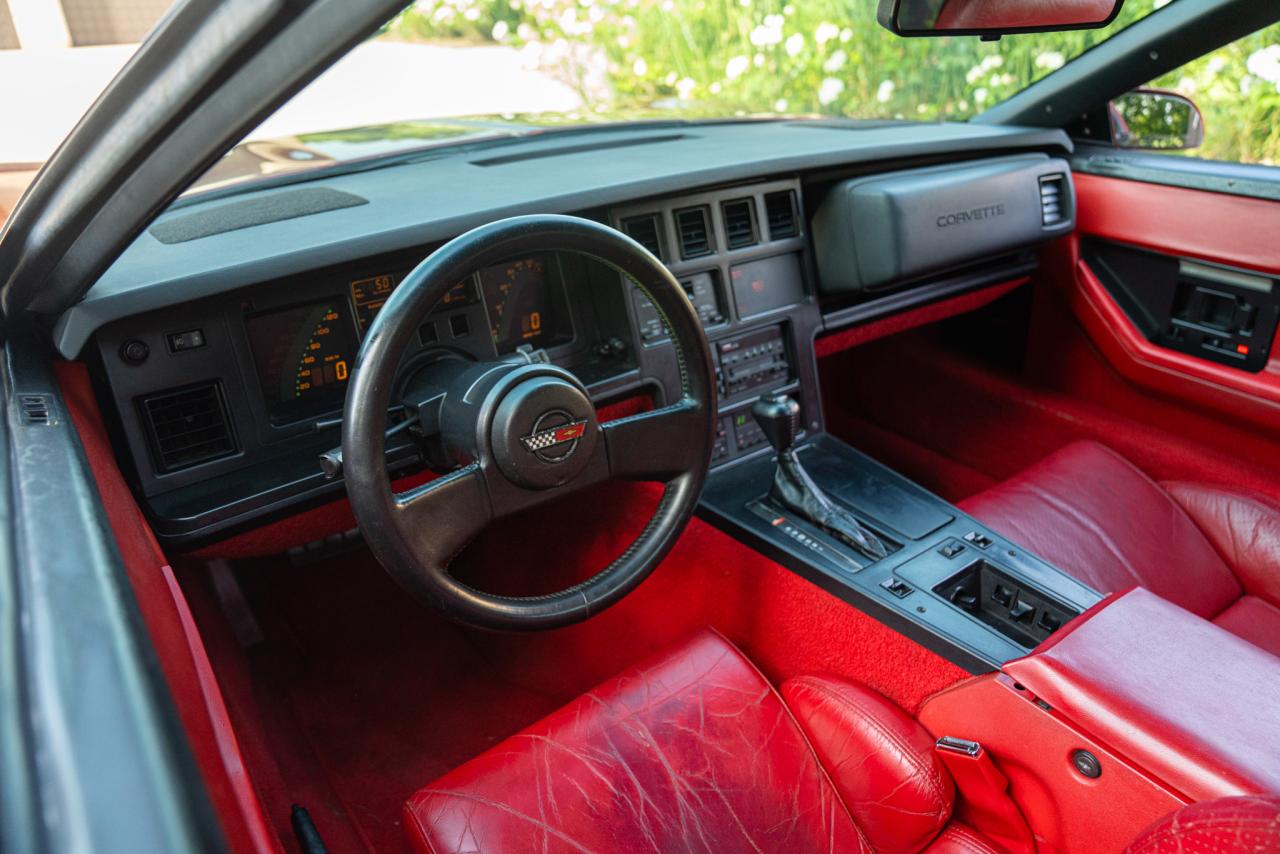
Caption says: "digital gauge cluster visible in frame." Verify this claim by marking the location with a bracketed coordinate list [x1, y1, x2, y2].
[245, 300, 357, 423]
[244, 254, 571, 425]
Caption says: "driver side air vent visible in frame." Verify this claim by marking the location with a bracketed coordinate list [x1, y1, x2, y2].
[764, 190, 799, 239]
[675, 206, 713, 259]
[1039, 174, 1068, 227]
[141, 382, 237, 473]
[621, 214, 664, 259]
[721, 199, 758, 249]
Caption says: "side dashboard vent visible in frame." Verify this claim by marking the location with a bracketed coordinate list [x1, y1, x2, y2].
[141, 382, 237, 473]
[622, 214, 664, 259]
[721, 199, 758, 249]
[1039, 174, 1068, 227]
[18, 395, 52, 425]
[675, 206, 713, 259]
[764, 190, 798, 239]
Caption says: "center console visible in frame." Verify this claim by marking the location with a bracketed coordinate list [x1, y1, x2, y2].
[699, 422, 1102, 671]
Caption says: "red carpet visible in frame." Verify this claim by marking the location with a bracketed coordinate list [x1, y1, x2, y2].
[180, 479, 967, 853]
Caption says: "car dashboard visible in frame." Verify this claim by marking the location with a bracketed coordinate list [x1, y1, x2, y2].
[66, 119, 1075, 548]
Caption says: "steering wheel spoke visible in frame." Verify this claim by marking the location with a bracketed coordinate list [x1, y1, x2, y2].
[603, 400, 710, 481]
[392, 465, 493, 570]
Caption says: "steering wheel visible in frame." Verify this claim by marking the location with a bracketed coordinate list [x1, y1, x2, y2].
[342, 215, 717, 630]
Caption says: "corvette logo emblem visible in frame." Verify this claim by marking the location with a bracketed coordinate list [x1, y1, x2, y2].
[521, 411, 588, 462]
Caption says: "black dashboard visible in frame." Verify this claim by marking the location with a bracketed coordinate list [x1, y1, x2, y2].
[71, 119, 1075, 548]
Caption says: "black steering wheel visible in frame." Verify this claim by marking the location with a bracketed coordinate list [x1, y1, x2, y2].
[342, 215, 717, 630]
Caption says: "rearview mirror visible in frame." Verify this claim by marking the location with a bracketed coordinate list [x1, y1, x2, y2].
[878, 0, 1124, 38]
[1108, 89, 1204, 151]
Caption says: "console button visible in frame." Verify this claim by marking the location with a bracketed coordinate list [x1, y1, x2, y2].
[963, 531, 994, 549]
[880, 577, 913, 598]
[1009, 599, 1035, 623]
[1038, 611, 1062, 632]
[938, 541, 966, 559]
[991, 584, 1013, 607]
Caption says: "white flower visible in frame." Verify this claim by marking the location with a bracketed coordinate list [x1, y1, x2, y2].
[974, 87, 989, 104]
[709, 82, 721, 94]
[839, 27, 852, 42]
[818, 77, 845, 106]
[785, 34, 804, 57]
[726, 55, 749, 80]
[491, 19, 509, 40]
[774, 98, 788, 112]
[753, 53, 765, 67]
[1207, 56, 1226, 75]
[1035, 51, 1065, 71]
[876, 79, 895, 103]
[633, 57, 647, 75]
[814, 22, 839, 46]
[676, 77, 696, 99]
[664, 71, 678, 85]
[750, 16, 784, 46]
[822, 50, 846, 73]
[1247, 45, 1280, 85]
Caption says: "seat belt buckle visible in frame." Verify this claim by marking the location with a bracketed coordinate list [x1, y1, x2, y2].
[935, 736, 1035, 853]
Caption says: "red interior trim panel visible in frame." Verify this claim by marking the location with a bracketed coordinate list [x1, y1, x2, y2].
[1069, 173, 1280, 432]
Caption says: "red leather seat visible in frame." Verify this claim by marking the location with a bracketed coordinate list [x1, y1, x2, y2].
[404, 629, 998, 853]
[960, 441, 1280, 657]
[1127, 796, 1280, 853]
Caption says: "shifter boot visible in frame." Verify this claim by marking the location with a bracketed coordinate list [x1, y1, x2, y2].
[770, 449, 889, 560]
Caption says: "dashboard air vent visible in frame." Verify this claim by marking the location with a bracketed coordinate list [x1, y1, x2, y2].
[675, 206, 713, 259]
[764, 191, 798, 239]
[622, 214, 664, 259]
[141, 382, 237, 473]
[1039, 174, 1067, 227]
[721, 199, 758, 249]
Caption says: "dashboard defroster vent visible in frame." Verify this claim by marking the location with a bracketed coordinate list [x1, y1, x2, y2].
[621, 214, 664, 259]
[721, 199, 758, 249]
[141, 382, 237, 473]
[764, 191, 799, 239]
[1039, 174, 1067, 227]
[675, 206, 713, 259]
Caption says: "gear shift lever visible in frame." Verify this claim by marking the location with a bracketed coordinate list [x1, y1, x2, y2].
[752, 393, 888, 561]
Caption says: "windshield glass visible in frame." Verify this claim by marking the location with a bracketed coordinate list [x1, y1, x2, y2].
[192, 0, 1174, 195]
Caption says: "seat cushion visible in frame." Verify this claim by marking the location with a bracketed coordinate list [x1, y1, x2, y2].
[1212, 595, 1280, 659]
[1126, 795, 1280, 853]
[959, 441, 1242, 619]
[403, 629, 872, 853]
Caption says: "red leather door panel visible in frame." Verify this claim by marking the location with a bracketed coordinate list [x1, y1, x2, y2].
[1070, 173, 1280, 432]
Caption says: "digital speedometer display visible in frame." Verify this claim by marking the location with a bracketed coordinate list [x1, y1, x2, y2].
[246, 300, 358, 423]
[478, 257, 552, 354]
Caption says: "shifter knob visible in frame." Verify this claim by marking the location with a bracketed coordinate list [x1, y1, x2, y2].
[752, 393, 801, 454]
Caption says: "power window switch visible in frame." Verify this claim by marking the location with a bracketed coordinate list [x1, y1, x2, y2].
[1009, 599, 1035, 623]
[1038, 611, 1062, 632]
[938, 541, 966, 559]
[991, 584, 1014, 607]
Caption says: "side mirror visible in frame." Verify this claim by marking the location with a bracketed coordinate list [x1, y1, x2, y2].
[878, 0, 1124, 38]
[1108, 89, 1205, 151]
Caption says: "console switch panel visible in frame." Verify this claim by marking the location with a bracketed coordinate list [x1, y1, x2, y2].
[933, 559, 1081, 649]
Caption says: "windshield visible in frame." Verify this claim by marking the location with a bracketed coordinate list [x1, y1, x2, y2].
[192, 0, 1174, 195]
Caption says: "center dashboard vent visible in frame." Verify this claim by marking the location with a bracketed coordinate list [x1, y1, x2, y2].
[721, 199, 758, 249]
[140, 382, 237, 473]
[764, 190, 798, 239]
[621, 214, 664, 259]
[1039, 174, 1068, 227]
[675, 206, 713, 259]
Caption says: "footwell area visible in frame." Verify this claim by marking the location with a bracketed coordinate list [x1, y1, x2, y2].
[820, 323, 1280, 506]
[179, 480, 966, 853]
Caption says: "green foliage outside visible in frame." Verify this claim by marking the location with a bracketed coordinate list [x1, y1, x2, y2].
[383, 0, 1280, 165]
